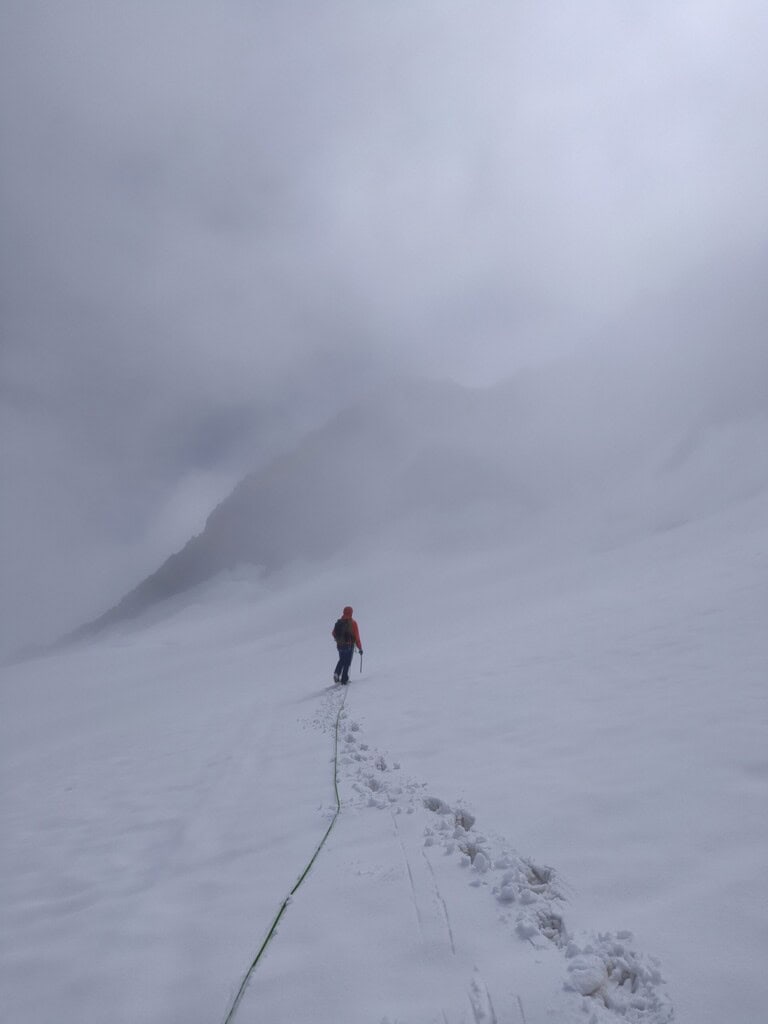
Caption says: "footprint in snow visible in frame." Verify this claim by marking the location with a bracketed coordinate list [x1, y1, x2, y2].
[324, 701, 673, 1023]
[419, 794, 672, 1023]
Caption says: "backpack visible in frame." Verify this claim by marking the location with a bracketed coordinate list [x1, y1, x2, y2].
[333, 617, 354, 645]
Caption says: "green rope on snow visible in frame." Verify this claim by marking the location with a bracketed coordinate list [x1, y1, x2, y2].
[222, 687, 348, 1024]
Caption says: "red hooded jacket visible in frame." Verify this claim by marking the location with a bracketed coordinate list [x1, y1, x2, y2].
[333, 606, 362, 650]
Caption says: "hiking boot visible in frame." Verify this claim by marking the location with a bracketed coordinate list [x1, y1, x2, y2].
[333, 674, 340, 683]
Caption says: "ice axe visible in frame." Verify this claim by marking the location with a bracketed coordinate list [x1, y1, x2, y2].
[359, 650, 363, 674]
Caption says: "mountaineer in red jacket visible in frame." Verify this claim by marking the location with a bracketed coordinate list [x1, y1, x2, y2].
[332, 606, 363, 684]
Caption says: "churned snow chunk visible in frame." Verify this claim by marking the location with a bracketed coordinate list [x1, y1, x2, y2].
[567, 955, 608, 996]
[423, 795, 453, 815]
[472, 850, 490, 874]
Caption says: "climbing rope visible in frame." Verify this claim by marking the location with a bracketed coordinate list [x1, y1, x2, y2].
[222, 687, 348, 1024]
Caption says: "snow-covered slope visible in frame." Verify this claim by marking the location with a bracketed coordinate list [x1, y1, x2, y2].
[5, 334, 767, 1021]
[3, 472, 767, 1023]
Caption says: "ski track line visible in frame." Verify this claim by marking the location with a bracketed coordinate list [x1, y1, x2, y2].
[389, 776, 461, 964]
[390, 810, 426, 942]
[468, 971, 499, 1024]
[421, 848, 457, 957]
[220, 686, 348, 1024]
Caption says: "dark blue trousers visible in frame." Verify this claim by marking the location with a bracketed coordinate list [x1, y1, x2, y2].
[335, 645, 355, 683]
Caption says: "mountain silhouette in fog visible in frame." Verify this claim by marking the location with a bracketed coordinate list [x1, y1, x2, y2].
[68, 332, 768, 643]
[68, 378, 514, 639]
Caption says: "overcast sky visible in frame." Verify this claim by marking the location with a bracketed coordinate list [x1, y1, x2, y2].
[2, 0, 768, 655]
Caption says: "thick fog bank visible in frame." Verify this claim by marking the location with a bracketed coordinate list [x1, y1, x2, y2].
[67, 331, 768, 642]
[4, 0, 768, 660]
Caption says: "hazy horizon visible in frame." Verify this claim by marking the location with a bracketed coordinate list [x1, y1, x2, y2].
[2, 1, 768, 654]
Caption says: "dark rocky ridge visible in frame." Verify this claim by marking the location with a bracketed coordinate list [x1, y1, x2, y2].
[66, 378, 494, 640]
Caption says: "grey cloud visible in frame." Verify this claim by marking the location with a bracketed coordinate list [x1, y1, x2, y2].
[2, 0, 768, 653]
